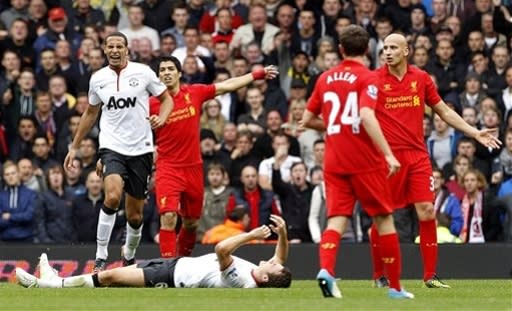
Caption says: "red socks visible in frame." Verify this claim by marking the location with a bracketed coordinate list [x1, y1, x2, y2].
[159, 228, 176, 258]
[379, 232, 402, 291]
[177, 228, 197, 256]
[318, 229, 341, 276]
[419, 219, 438, 280]
[369, 223, 385, 280]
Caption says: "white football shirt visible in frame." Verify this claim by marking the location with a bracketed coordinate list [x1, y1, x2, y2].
[258, 155, 302, 183]
[173, 253, 257, 288]
[88, 61, 167, 156]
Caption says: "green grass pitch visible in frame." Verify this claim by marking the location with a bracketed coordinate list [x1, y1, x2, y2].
[1, 280, 511, 311]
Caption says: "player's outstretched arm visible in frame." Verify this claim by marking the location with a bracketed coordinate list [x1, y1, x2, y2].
[215, 225, 271, 271]
[214, 65, 279, 96]
[267, 215, 288, 265]
[64, 104, 101, 170]
[432, 101, 502, 149]
[360, 107, 400, 176]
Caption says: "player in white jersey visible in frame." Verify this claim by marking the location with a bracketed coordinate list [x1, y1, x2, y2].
[16, 215, 292, 289]
[63, 32, 174, 272]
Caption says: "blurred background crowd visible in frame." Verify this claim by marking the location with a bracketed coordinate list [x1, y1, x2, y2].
[0, 0, 511, 245]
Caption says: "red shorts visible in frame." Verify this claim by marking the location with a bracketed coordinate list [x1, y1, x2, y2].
[155, 163, 204, 219]
[388, 149, 434, 208]
[324, 169, 394, 218]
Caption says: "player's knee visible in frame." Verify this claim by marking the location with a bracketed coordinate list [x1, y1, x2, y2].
[98, 270, 114, 286]
[182, 218, 199, 232]
[160, 212, 177, 229]
[416, 202, 435, 220]
[126, 214, 143, 227]
[104, 191, 122, 209]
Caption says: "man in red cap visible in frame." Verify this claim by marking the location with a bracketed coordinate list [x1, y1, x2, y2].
[33, 7, 82, 59]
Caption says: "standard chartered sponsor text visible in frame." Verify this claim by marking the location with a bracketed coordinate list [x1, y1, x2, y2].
[385, 95, 414, 109]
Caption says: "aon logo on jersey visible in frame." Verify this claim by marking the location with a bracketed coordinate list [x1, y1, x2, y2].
[106, 96, 137, 110]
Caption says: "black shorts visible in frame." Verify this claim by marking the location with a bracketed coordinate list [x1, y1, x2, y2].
[99, 149, 153, 199]
[137, 258, 180, 288]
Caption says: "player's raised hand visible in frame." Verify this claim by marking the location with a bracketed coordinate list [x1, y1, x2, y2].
[474, 128, 502, 149]
[264, 65, 279, 80]
[385, 154, 401, 177]
[249, 225, 272, 240]
[148, 114, 165, 129]
[269, 215, 287, 236]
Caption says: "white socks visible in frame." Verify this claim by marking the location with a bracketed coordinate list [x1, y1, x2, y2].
[96, 209, 116, 260]
[63, 275, 94, 288]
[123, 223, 143, 260]
[36, 275, 94, 288]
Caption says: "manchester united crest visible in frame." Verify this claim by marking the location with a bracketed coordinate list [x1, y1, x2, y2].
[129, 78, 139, 87]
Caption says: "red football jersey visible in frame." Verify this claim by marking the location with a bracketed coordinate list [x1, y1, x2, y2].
[150, 84, 216, 167]
[307, 60, 386, 174]
[375, 64, 442, 152]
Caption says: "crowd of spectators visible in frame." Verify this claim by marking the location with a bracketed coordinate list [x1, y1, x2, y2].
[0, 0, 511, 245]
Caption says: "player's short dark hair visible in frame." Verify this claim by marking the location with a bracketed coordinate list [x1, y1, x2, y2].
[105, 31, 129, 47]
[339, 25, 369, 57]
[159, 56, 182, 73]
[259, 266, 292, 288]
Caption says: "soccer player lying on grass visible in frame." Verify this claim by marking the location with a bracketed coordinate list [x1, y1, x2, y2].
[16, 215, 291, 289]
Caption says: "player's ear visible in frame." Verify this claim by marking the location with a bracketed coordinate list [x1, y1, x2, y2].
[338, 44, 344, 57]
[261, 274, 269, 283]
